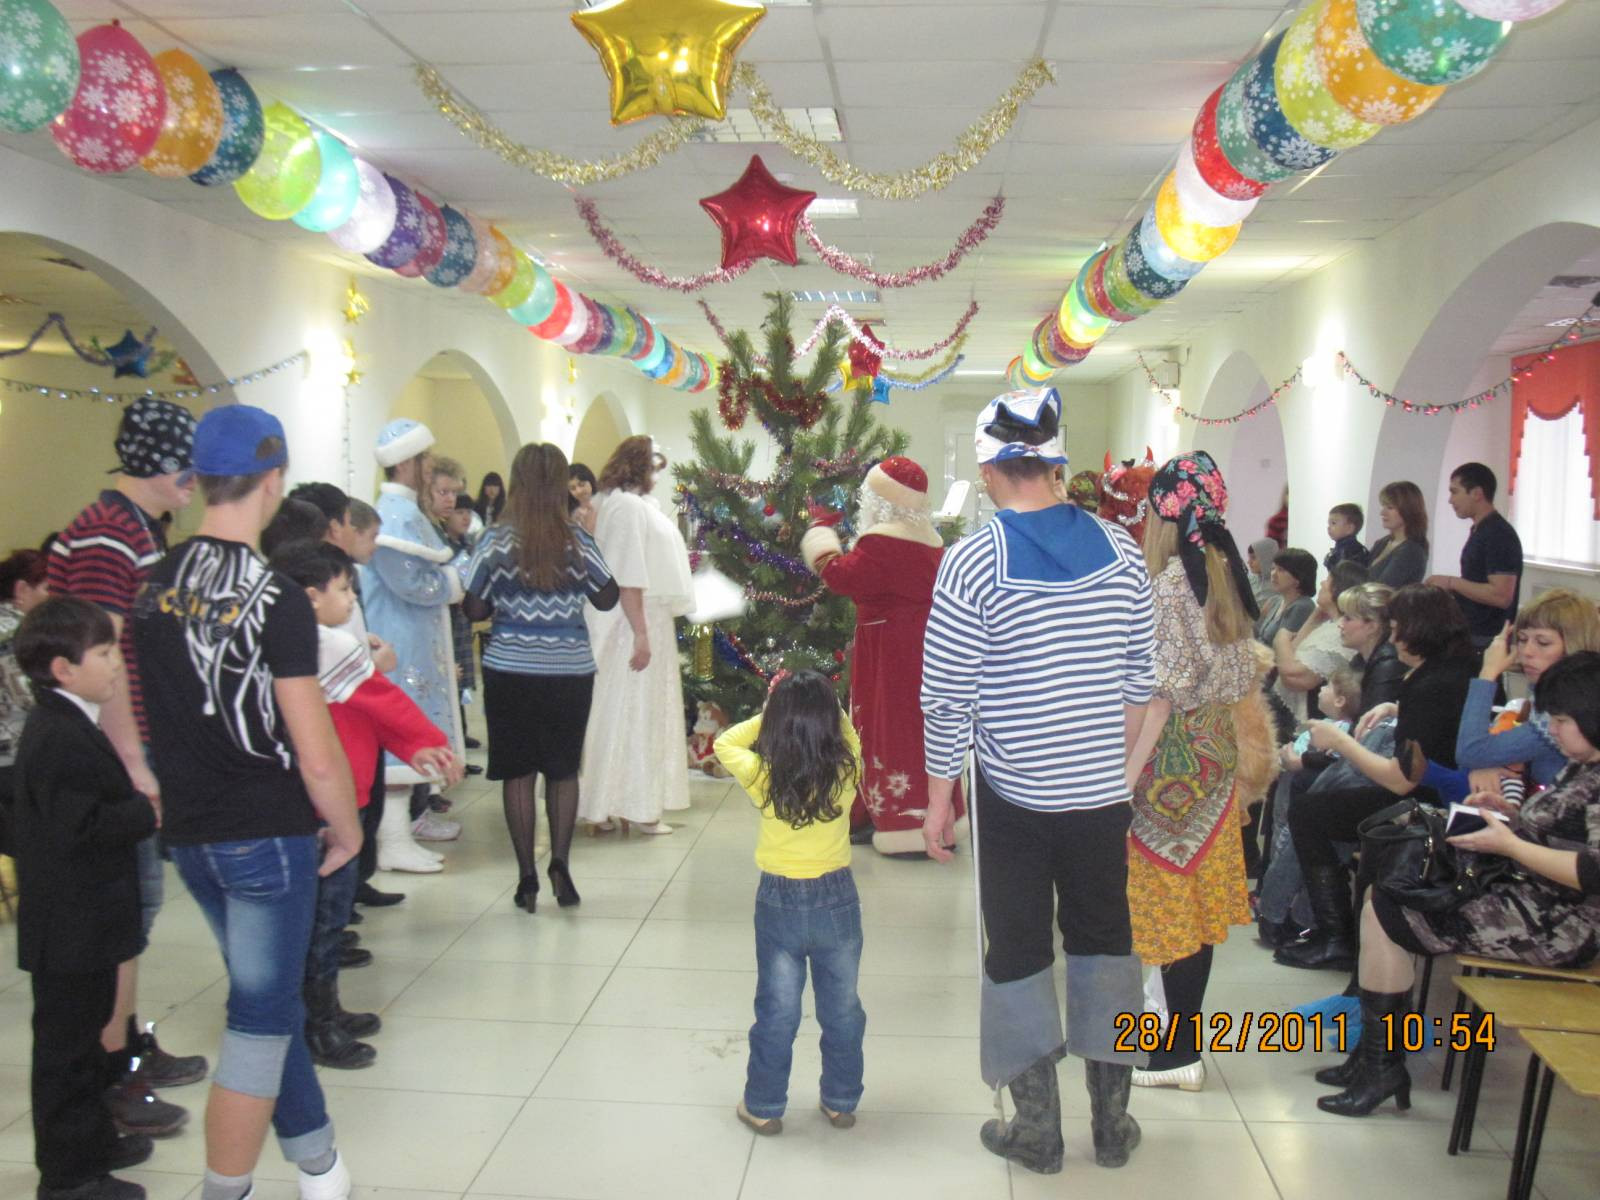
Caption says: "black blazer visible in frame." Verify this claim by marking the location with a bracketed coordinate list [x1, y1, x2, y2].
[12, 690, 157, 974]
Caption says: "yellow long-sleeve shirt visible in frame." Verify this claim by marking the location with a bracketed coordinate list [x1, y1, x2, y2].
[713, 712, 862, 879]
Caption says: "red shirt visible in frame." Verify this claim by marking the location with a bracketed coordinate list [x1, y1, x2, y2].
[329, 672, 447, 802]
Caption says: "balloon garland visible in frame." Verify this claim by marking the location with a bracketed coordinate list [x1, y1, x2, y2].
[1009, 0, 1568, 386]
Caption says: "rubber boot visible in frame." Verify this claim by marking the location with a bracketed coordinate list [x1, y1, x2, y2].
[1085, 1059, 1141, 1168]
[1274, 866, 1356, 971]
[304, 979, 376, 1070]
[1316, 990, 1412, 1117]
[376, 792, 443, 874]
[978, 1055, 1064, 1174]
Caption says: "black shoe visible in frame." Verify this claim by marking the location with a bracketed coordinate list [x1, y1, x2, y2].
[304, 979, 377, 1070]
[464, 735, 482, 750]
[37, 1176, 147, 1200]
[514, 874, 539, 913]
[1315, 1048, 1361, 1088]
[338, 929, 360, 949]
[104, 1073, 188, 1138]
[1085, 1059, 1141, 1168]
[339, 945, 373, 969]
[355, 882, 405, 907]
[1317, 990, 1412, 1117]
[106, 1134, 153, 1172]
[425, 792, 452, 813]
[979, 1055, 1063, 1174]
[127, 1020, 207, 1089]
[346, 908, 364, 925]
[465, 764, 484, 776]
[548, 859, 581, 908]
[848, 824, 875, 846]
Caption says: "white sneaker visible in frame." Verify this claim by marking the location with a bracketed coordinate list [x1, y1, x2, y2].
[298, 1150, 351, 1200]
[1131, 1061, 1205, 1092]
[411, 812, 461, 842]
[377, 840, 444, 873]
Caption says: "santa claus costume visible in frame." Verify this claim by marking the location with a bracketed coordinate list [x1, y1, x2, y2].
[802, 457, 966, 856]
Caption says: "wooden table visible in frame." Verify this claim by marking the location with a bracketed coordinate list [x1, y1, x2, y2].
[1504, 1030, 1600, 1200]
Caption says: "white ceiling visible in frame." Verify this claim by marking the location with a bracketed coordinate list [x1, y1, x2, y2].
[3, 0, 1599, 383]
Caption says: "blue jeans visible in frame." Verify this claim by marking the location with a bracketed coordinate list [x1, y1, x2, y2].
[307, 855, 357, 984]
[745, 868, 866, 1120]
[134, 834, 163, 950]
[170, 837, 333, 1165]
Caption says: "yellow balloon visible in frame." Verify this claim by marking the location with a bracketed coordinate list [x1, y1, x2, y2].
[1019, 345, 1055, 384]
[485, 228, 518, 296]
[491, 251, 536, 309]
[1155, 173, 1240, 262]
[142, 50, 223, 178]
[662, 353, 691, 388]
[571, 0, 767, 125]
[234, 103, 321, 220]
[1315, 0, 1444, 126]
[1275, 4, 1380, 150]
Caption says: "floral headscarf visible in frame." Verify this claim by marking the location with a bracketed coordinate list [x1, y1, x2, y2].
[1149, 450, 1258, 618]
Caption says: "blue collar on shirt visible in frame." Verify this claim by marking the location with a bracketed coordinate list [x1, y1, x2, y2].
[993, 506, 1118, 587]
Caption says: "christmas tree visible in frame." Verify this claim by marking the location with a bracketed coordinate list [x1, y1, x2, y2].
[675, 292, 909, 717]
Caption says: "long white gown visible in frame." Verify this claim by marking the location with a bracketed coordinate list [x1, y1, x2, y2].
[579, 489, 694, 824]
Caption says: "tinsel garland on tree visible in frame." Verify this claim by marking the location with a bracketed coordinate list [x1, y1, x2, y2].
[675, 292, 908, 716]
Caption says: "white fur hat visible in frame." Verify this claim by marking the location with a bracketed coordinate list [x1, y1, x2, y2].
[374, 418, 435, 467]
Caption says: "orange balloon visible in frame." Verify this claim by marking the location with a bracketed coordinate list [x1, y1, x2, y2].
[141, 49, 223, 178]
[485, 228, 517, 295]
[661, 353, 690, 388]
[1315, 0, 1444, 126]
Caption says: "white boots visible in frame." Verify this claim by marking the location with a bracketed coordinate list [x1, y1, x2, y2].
[377, 789, 443, 873]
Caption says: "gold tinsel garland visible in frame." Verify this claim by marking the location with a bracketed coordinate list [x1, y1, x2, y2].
[413, 59, 1054, 200]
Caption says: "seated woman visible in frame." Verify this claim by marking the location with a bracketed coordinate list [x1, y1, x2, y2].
[1317, 651, 1600, 1117]
[1256, 548, 1317, 648]
[1456, 588, 1600, 795]
[1335, 583, 1405, 718]
[1275, 585, 1479, 971]
[1271, 560, 1370, 722]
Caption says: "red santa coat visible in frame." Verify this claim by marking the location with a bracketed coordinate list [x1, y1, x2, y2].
[805, 523, 966, 854]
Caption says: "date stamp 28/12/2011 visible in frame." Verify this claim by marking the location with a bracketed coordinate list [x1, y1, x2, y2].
[1112, 1010, 1498, 1056]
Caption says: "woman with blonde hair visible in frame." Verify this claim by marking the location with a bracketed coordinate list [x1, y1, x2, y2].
[580, 436, 695, 834]
[1367, 481, 1429, 589]
[1125, 451, 1269, 1093]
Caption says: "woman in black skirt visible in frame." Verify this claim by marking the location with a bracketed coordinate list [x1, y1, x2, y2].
[462, 443, 619, 911]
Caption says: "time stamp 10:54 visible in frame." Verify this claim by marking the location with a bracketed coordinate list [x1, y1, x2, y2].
[1113, 1010, 1498, 1055]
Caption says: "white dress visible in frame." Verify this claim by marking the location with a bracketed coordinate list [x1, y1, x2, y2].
[579, 490, 694, 823]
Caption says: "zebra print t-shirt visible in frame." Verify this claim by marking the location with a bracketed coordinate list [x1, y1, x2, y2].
[131, 536, 320, 846]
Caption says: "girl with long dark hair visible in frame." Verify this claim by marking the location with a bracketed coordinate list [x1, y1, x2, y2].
[714, 670, 867, 1135]
[474, 471, 505, 525]
[462, 444, 619, 910]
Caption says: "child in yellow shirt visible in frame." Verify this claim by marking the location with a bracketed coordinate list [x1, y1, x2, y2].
[714, 669, 866, 1136]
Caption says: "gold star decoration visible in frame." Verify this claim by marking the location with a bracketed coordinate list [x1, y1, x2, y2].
[571, 0, 766, 125]
[342, 338, 363, 389]
[342, 278, 370, 325]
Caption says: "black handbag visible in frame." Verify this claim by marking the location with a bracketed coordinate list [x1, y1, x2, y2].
[1357, 798, 1512, 914]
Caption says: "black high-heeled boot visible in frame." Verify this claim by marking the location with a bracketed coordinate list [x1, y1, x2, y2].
[1274, 866, 1356, 971]
[979, 1054, 1064, 1174]
[548, 859, 581, 908]
[1316, 990, 1411, 1117]
[514, 873, 540, 913]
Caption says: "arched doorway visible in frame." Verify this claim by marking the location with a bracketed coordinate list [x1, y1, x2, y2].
[1200, 351, 1286, 546]
[389, 349, 518, 506]
[572, 391, 632, 477]
[0, 232, 225, 548]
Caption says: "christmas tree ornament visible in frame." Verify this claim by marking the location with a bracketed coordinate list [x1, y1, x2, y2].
[51, 23, 166, 174]
[847, 324, 883, 379]
[141, 49, 222, 178]
[699, 156, 816, 270]
[0, 0, 79, 134]
[571, 0, 766, 125]
[105, 329, 154, 378]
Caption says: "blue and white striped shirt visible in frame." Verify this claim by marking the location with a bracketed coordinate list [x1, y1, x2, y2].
[921, 505, 1156, 811]
[463, 524, 613, 677]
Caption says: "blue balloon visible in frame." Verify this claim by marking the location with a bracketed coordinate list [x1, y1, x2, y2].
[191, 69, 264, 186]
[1122, 234, 1189, 302]
[1137, 209, 1205, 282]
[642, 340, 678, 380]
[293, 131, 359, 232]
[425, 206, 477, 288]
[636, 334, 671, 375]
[871, 377, 891, 405]
[1244, 33, 1338, 174]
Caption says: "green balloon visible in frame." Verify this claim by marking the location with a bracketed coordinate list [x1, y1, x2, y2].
[0, 0, 81, 133]
[234, 102, 322, 220]
[1358, 0, 1510, 86]
[1215, 61, 1293, 185]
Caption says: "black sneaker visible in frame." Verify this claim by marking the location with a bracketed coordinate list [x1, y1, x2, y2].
[105, 1073, 188, 1137]
[346, 908, 364, 925]
[37, 1176, 147, 1200]
[464, 735, 482, 750]
[106, 1134, 153, 1172]
[129, 1025, 208, 1089]
[338, 929, 360, 949]
[355, 882, 404, 907]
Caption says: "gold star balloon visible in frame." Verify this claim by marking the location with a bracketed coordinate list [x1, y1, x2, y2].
[571, 0, 767, 126]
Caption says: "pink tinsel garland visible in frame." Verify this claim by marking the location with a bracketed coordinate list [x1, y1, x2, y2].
[575, 193, 1005, 293]
[700, 298, 978, 363]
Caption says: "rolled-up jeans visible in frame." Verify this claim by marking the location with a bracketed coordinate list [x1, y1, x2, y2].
[170, 836, 333, 1166]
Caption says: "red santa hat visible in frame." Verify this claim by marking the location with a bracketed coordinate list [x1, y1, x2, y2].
[864, 456, 929, 511]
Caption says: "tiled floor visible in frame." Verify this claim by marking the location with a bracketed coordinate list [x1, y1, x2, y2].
[1, 754, 1596, 1200]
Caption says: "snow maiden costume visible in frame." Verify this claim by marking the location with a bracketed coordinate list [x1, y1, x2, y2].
[801, 456, 966, 856]
[361, 419, 464, 871]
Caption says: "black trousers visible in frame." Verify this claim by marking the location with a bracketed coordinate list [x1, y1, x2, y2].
[32, 968, 118, 1188]
[975, 770, 1134, 984]
[1288, 784, 1396, 873]
[357, 750, 385, 885]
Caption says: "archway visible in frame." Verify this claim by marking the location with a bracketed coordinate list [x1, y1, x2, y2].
[389, 349, 518, 506]
[572, 391, 633, 477]
[0, 231, 226, 548]
[1199, 351, 1285, 546]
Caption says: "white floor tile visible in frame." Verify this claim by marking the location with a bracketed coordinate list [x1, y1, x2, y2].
[390, 959, 612, 1024]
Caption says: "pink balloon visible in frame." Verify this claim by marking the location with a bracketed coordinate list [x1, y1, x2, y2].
[550, 292, 594, 347]
[1457, 0, 1565, 17]
[394, 192, 447, 279]
[457, 214, 501, 294]
[51, 24, 167, 174]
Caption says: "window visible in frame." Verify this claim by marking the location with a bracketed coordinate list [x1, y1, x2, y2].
[1513, 407, 1600, 568]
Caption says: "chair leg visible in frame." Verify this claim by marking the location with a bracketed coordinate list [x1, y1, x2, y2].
[1448, 1022, 1487, 1156]
[1459, 1026, 1489, 1153]
[1515, 1064, 1556, 1200]
[1414, 955, 1434, 1016]
[1506, 1055, 1543, 1200]
[1441, 968, 1473, 1092]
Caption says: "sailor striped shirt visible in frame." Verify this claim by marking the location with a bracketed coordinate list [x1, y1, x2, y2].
[921, 505, 1156, 811]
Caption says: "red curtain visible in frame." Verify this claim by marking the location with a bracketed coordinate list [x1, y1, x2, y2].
[1510, 339, 1600, 519]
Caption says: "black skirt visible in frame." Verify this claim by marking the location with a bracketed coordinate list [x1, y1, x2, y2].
[482, 667, 594, 782]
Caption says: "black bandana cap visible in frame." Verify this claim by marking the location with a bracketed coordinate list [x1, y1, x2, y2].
[112, 397, 196, 478]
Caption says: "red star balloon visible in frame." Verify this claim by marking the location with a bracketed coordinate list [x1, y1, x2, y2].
[698, 155, 816, 270]
[848, 323, 882, 379]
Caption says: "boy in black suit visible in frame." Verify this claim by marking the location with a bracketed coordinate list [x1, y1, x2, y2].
[13, 596, 161, 1200]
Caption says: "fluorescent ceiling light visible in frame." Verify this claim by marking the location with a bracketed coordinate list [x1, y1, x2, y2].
[691, 107, 841, 144]
[806, 198, 858, 219]
[789, 289, 879, 304]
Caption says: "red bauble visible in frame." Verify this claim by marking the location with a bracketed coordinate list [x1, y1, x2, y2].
[763, 504, 776, 516]
[832, 649, 845, 663]
[1190, 86, 1267, 202]
[847, 323, 882, 379]
[698, 155, 816, 270]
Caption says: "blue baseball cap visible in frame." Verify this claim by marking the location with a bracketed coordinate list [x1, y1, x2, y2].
[193, 404, 288, 476]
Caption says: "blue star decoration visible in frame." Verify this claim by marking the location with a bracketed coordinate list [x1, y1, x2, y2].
[107, 330, 154, 378]
[871, 377, 892, 405]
